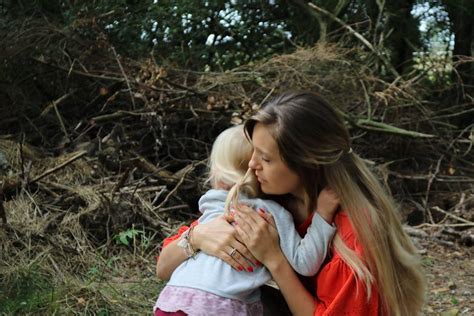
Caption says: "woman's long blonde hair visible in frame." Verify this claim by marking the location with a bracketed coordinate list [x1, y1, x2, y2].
[207, 125, 259, 216]
[244, 91, 425, 315]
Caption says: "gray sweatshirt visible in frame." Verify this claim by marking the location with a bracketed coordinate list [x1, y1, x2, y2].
[165, 189, 336, 304]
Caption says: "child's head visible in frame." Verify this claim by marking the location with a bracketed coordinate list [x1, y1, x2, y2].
[208, 125, 258, 198]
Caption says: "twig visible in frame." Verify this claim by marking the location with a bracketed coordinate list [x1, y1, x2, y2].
[53, 101, 70, 140]
[423, 156, 443, 223]
[130, 152, 178, 184]
[30, 150, 87, 183]
[338, 109, 436, 138]
[154, 164, 195, 211]
[19, 133, 26, 184]
[308, 2, 399, 78]
[431, 206, 472, 224]
[111, 168, 131, 197]
[0, 195, 6, 224]
[90, 110, 157, 124]
[414, 222, 474, 228]
[359, 79, 372, 120]
[259, 87, 275, 107]
[386, 172, 474, 182]
[40, 91, 75, 117]
[31, 57, 124, 81]
[356, 119, 436, 138]
[157, 204, 190, 213]
[133, 193, 167, 228]
[111, 46, 136, 109]
[159, 77, 205, 96]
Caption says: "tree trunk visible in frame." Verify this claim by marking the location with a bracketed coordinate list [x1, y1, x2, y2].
[384, 0, 419, 74]
[444, 0, 474, 87]
[291, 0, 350, 43]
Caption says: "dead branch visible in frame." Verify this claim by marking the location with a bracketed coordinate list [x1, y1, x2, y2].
[308, 2, 400, 78]
[0, 150, 87, 195]
[111, 46, 136, 109]
[40, 91, 76, 117]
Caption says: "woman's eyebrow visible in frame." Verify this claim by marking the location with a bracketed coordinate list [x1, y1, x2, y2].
[254, 146, 271, 156]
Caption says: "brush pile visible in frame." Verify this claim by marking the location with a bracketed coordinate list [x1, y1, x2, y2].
[0, 17, 473, 306]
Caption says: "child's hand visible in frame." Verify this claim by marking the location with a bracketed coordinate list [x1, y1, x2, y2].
[316, 187, 340, 224]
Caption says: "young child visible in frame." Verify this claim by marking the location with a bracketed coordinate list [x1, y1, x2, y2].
[154, 125, 337, 316]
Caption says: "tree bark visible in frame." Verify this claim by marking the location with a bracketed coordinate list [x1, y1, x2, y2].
[444, 0, 474, 86]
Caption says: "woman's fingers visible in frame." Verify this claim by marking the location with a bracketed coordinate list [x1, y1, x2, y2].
[217, 245, 256, 272]
[231, 237, 258, 266]
[226, 246, 256, 272]
[192, 215, 259, 271]
[236, 204, 259, 219]
[234, 212, 254, 240]
[220, 248, 245, 271]
[233, 204, 282, 265]
[234, 224, 251, 248]
[259, 209, 277, 228]
[237, 204, 273, 228]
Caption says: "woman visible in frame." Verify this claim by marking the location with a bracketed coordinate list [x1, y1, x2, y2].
[156, 91, 425, 315]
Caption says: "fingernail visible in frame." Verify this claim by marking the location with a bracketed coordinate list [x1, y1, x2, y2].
[238, 266, 243, 271]
[255, 261, 262, 267]
[247, 267, 254, 272]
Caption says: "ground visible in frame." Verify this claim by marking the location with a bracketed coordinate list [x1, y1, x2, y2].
[420, 239, 473, 315]
[0, 236, 472, 315]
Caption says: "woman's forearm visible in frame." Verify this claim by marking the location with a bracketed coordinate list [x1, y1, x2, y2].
[156, 239, 188, 281]
[156, 216, 256, 281]
[267, 254, 316, 316]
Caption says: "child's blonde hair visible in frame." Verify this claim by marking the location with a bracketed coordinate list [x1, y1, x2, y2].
[207, 125, 259, 216]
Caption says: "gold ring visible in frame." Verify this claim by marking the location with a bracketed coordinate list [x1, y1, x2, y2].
[229, 248, 237, 257]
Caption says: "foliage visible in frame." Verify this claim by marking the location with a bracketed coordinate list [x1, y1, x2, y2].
[4, 0, 469, 73]
[0, 266, 60, 314]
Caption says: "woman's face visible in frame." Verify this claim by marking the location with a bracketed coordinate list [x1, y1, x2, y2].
[248, 123, 303, 198]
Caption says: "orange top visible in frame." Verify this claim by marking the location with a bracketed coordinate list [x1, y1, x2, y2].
[162, 220, 198, 248]
[161, 212, 382, 315]
[303, 212, 381, 315]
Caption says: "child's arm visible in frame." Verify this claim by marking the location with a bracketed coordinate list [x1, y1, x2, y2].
[260, 189, 339, 276]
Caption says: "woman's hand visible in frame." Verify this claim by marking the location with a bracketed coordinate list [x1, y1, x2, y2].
[192, 215, 258, 271]
[316, 187, 340, 224]
[233, 205, 284, 267]
[234, 205, 317, 316]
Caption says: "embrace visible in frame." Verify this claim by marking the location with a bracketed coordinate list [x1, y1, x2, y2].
[154, 91, 425, 316]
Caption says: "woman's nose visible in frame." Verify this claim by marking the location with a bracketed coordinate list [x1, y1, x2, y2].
[248, 153, 259, 170]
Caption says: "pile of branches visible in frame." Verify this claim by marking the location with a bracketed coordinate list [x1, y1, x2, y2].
[0, 17, 473, 284]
